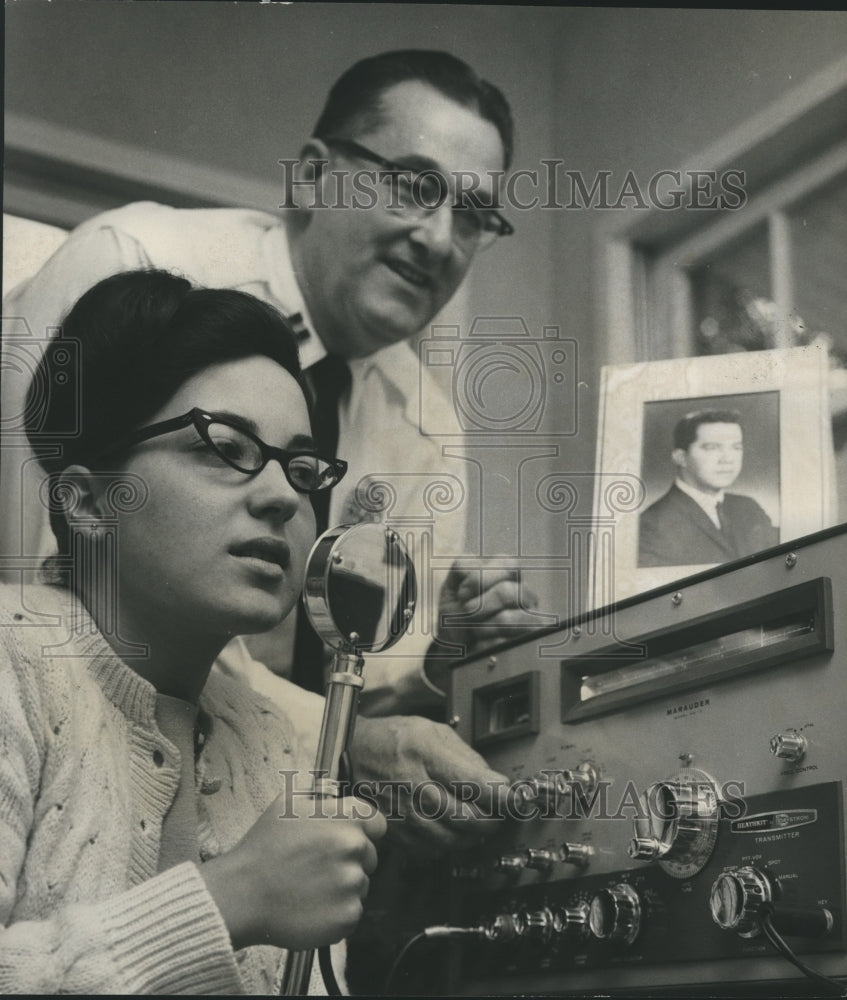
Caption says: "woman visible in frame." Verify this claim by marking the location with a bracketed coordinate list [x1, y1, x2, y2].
[0, 269, 386, 993]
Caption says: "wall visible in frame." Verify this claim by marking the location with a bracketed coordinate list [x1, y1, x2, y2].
[5, 4, 847, 613]
[4, 1, 560, 334]
[548, 7, 847, 470]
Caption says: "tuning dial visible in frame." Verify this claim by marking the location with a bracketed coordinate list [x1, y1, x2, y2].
[517, 906, 554, 944]
[560, 842, 593, 868]
[709, 866, 774, 938]
[552, 902, 590, 942]
[494, 852, 526, 875]
[770, 730, 807, 763]
[628, 768, 719, 877]
[589, 884, 642, 945]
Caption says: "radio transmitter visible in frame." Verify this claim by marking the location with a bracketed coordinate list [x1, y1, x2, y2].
[367, 524, 847, 997]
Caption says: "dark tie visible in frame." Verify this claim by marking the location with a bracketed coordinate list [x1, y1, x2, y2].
[292, 354, 351, 692]
[307, 354, 351, 533]
[715, 499, 726, 533]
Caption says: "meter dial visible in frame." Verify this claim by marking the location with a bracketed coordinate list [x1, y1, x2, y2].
[628, 767, 719, 879]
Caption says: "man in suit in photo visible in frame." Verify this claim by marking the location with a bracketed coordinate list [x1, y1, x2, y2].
[638, 408, 779, 567]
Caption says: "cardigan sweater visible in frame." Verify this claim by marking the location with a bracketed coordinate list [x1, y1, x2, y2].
[0, 582, 319, 994]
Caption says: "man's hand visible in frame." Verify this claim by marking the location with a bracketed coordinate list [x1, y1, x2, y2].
[424, 558, 540, 693]
[351, 714, 509, 856]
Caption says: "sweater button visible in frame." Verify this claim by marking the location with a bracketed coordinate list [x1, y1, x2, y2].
[152, 749, 165, 768]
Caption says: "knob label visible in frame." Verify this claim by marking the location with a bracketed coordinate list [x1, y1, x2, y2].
[730, 809, 817, 834]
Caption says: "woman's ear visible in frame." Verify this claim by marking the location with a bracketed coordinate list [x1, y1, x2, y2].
[56, 464, 111, 527]
[287, 138, 332, 214]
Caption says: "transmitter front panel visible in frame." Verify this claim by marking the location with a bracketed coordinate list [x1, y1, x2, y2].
[445, 526, 847, 995]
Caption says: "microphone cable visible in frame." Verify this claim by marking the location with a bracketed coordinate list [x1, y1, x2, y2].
[384, 925, 487, 995]
[758, 907, 846, 997]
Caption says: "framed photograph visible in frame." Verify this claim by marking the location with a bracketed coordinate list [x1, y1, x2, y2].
[591, 345, 836, 607]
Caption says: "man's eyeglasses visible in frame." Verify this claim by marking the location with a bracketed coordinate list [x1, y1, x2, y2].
[103, 408, 348, 494]
[321, 136, 514, 252]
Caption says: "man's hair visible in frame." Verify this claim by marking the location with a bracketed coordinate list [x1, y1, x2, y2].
[673, 409, 743, 451]
[313, 49, 514, 168]
[26, 269, 304, 553]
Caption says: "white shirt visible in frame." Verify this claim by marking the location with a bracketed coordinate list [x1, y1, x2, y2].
[674, 477, 725, 529]
[1, 201, 468, 713]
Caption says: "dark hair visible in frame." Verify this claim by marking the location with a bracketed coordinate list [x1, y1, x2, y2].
[673, 409, 743, 451]
[25, 269, 304, 553]
[314, 49, 514, 169]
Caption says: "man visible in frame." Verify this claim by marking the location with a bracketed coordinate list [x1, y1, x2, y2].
[1, 50, 529, 848]
[638, 408, 779, 567]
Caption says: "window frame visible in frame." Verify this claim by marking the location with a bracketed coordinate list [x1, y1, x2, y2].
[603, 54, 847, 364]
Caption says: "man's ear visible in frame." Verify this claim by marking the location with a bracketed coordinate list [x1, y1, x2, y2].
[671, 447, 687, 471]
[56, 464, 111, 527]
[288, 138, 332, 213]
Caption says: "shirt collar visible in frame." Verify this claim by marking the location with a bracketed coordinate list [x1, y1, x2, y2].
[675, 477, 725, 518]
[261, 221, 326, 369]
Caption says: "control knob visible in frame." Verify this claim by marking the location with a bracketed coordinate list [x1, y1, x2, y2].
[525, 848, 556, 873]
[516, 764, 598, 808]
[560, 842, 593, 868]
[588, 884, 641, 945]
[493, 852, 526, 875]
[484, 911, 522, 943]
[628, 768, 719, 878]
[709, 866, 773, 937]
[520, 773, 562, 807]
[710, 866, 833, 940]
[552, 902, 590, 942]
[560, 762, 599, 798]
[769, 730, 807, 763]
[517, 906, 554, 944]
[494, 848, 557, 875]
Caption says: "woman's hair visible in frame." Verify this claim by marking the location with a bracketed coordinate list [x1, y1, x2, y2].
[25, 269, 304, 553]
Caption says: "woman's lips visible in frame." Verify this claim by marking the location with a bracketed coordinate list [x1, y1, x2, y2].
[230, 537, 291, 577]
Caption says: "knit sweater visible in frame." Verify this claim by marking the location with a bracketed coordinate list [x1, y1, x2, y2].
[0, 582, 316, 994]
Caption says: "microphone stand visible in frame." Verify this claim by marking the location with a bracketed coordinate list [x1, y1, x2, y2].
[279, 639, 365, 995]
